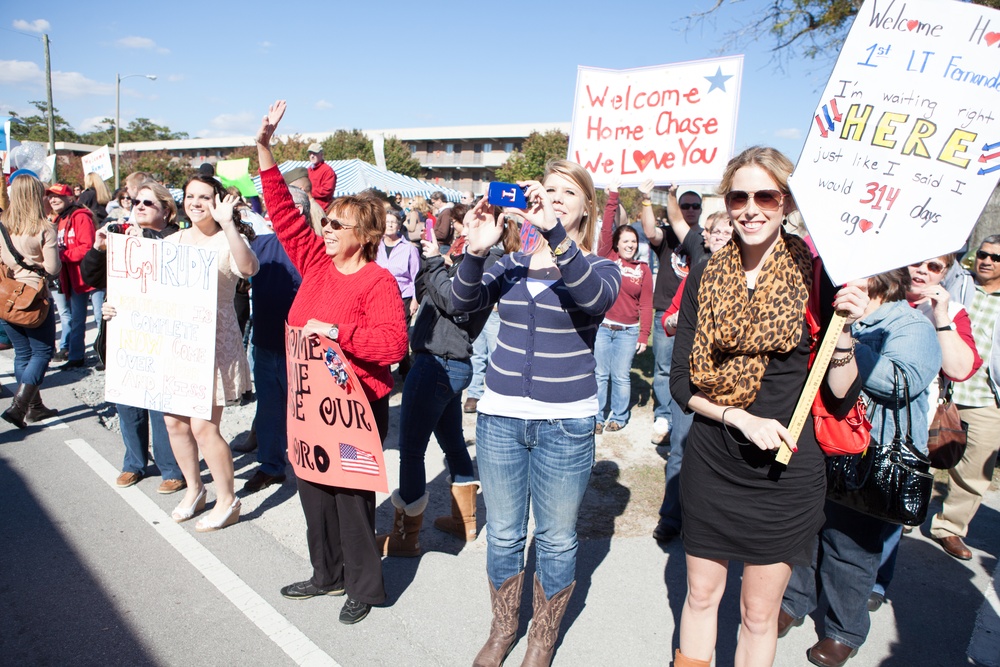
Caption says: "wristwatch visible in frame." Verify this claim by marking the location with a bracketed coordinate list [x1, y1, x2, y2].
[327, 324, 339, 341]
[550, 236, 573, 258]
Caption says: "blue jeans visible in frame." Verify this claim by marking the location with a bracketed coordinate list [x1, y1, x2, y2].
[398, 353, 475, 503]
[476, 413, 595, 596]
[67, 288, 105, 361]
[2, 308, 56, 386]
[253, 345, 289, 477]
[651, 309, 673, 423]
[118, 404, 180, 479]
[467, 309, 500, 400]
[594, 324, 639, 426]
[51, 288, 70, 352]
[782, 501, 897, 649]
[873, 525, 902, 597]
[657, 399, 694, 530]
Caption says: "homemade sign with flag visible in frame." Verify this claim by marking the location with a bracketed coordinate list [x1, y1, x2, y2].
[81, 146, 114, 181]
[789, 0, 1000, 284]
[104, 234, 218, 418]
[285, 325, 388, 493]
[216, 158, 259, 198]
[568, 56, 743, 187]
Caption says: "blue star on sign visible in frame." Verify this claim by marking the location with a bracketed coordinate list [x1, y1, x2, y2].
[704, 67, 733, 94]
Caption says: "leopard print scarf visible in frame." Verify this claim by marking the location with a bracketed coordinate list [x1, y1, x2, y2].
[689, 232, 813, 408]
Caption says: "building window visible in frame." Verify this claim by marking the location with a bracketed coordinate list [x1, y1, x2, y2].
[483, 143, 492, 153]
[445, 143, 454, 154]
[472, 172, 481, 181]
[426, 141, 434, 152]
[409, 144, 416, 154]
[473, 143, 482, 153]
[504, 142, 514, 153]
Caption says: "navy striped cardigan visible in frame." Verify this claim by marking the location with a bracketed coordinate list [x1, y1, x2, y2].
[452, 223, 621, 403]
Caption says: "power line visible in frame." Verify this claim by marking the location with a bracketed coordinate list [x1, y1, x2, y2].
[0, 26, 43, 40]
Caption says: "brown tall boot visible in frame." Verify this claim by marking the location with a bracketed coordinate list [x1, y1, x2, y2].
[433, 480, 480, 541]
[520, 575, 575, 667]
[375, 490, 428, 557]
[673, 648, 711, 667]
[2, 384, 38, 429]
[25, 392, 58, 422]
[473, 572, 524, 667]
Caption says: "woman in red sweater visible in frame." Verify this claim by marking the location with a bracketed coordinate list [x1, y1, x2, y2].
[594, 178, 652, 433]
[256, 100, 408, 625]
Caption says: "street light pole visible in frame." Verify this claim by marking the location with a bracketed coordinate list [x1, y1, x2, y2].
[114, 73, 156, 191]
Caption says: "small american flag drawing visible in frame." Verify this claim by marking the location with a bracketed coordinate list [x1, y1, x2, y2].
[340, 443, 379, 476]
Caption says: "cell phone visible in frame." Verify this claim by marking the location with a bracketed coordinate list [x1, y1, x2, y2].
[424, 220, 435, 243]
[487, 182, 527, 210]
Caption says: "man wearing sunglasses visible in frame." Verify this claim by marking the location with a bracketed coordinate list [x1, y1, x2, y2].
[639, 183, 708, 450]
[930, 235, 1000, 561]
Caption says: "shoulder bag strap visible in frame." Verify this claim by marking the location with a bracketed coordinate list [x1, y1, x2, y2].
[0, 222, 47, 278]
[890, 360, 923, 457]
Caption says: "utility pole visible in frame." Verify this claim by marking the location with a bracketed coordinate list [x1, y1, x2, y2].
[43, 33, 56, 179]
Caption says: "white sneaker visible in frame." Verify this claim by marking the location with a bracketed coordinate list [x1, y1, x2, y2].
[651, 417, 669, 445]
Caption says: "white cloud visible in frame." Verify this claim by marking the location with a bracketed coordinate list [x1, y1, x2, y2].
[117, 36, 169, 54]
[167, 74, 184, 82]
[197, 112, 258, 138]
[0, 60, 114, 97]
[315, 100, 333, 110]
[773, 127, 802, 140]
[259, 41, 272, 51]
[77, 116, 111, 132]
[13, 19, 50, 33]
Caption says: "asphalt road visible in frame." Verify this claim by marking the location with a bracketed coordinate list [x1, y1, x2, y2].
[1, 353, 998, 667]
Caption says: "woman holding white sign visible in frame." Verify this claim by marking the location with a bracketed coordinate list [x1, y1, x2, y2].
[669, 146, 868, 667]
[257, 100, 408, 625]
[165, 174, 259, 533]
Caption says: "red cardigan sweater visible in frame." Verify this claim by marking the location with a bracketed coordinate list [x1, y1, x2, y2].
[261, 165, 407, 401]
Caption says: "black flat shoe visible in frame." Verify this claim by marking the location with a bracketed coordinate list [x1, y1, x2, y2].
[280, 580, 345, 600]
[339, 598, 371, 624]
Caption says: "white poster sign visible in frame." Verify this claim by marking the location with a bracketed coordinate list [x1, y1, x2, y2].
[104, 234, 218, 419]
[81, 145, 114, 181]
[789, 0, 1000, 284]
[567, 56, 743, 187]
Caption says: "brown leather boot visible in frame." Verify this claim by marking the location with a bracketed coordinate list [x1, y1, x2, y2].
[433, 480, 479, 541]
[25, 392, 57, 422]
[520, 575, 575, 667]
[673, 648, 711, 667]
[2, 383, 38, 429]
[375, 490, 428, 557]
[473, 572, 524, 667]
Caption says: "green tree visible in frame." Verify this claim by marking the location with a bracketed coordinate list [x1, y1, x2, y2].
[694, 0, 1000, 61]
[495, 130, 568, 182]
[118, 150, 193, 189]
[383, 138, 421, 177]
[319, 130, 421, 176]
[8, 101, 81, 142]
[227, 135, 313, 174]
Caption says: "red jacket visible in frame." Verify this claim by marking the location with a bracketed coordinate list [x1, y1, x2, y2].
[56, 205, 96, 295]
[308, 161, 337, 209]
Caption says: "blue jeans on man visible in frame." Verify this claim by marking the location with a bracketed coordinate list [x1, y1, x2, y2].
[467, 309, 500, 401]
[118, 404, 181, 480]
[398, 353, 475, 503]
[2, 308, 56, 386]
[594, 324, 639, 426]
[651, 309, 673, 424]
[656, 400, 694, 532]
[476, 413, 595, 596]
[50, 288, 71, 353]
[253, 345, 289, 478]
[67, 288, 105, 362]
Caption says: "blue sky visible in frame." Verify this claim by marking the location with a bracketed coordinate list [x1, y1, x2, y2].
[1, 1, 835, 160]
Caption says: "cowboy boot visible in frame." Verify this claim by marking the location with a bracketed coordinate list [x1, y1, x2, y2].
[473, 572, 524, 667]
[434, 479, 480, 541]
[2, 384, 39, 430]
[25, 392, 58, 422]
[520, 575, 576, 667]
[375, 490, 428, 557]
[672, 649, 711, 667]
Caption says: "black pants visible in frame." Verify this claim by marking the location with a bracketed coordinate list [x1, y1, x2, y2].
[297, 394, 389, 605]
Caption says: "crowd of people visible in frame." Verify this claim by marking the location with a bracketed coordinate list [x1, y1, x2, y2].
[1, 99, 999, 666]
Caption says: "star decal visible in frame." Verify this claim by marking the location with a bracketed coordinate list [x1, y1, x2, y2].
[704, 67, 733, 94]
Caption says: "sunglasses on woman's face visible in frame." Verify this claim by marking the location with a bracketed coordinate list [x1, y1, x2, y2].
[910, 260, 945, 274]
[321, 218, 356, 231]
[724, 189, 784, 212]
[135, 199, 159, 209]
[977, 250, 1000, 262]
[679, 202, 701, 211]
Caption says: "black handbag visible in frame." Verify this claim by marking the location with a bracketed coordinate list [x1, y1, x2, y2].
[826, 362, 934, 526]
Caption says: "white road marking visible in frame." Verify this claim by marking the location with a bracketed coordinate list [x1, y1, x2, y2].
[65, 437, 339, 667]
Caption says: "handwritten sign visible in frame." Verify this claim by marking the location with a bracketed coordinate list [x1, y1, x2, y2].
[285, 325, 388, 493]
[567, 56, 743, 187]
[81, 146, 114, 181]
[104, 234, 218, 418]
[789, 0, 1000, 284]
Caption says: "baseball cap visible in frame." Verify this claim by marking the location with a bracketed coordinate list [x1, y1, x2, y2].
[307, 143, 323, 154]
[45, 183, 74, 197]
[283, 167, 309, 184]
